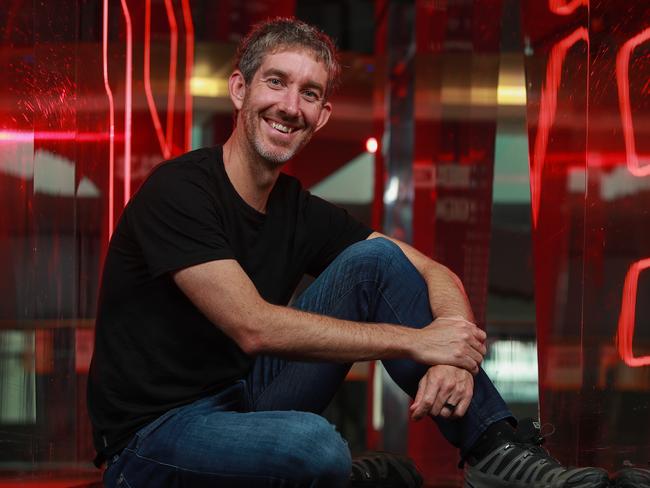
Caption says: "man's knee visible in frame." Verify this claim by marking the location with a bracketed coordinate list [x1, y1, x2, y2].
[285, 412, 351, 485]
[341, 237, 407, 270]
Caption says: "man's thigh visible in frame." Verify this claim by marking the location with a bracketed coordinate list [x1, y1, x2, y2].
[245, 354, 351, 413]
[104, 398, 351, 488]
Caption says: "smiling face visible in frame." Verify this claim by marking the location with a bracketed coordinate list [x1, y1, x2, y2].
[229, 49, 332, 167]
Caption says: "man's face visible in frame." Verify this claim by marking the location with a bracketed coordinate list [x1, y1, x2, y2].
[231, 49, 332, 166]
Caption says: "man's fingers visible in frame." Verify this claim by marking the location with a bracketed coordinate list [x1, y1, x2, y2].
[430, 387, 448, 417]
[467, 346, 483, 366]
[474, 327, 487, 342]
[470, 337, 487, 357]
[451, 354, 478, 374]
[452, 394, 472, 418]
[411, 376, 441, 421]
[411, 378, 425, 409]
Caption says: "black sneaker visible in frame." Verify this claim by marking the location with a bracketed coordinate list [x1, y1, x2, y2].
[349, 451, 423, 488]
[464, 419, 610, 487]
[612, 467, 650, 487]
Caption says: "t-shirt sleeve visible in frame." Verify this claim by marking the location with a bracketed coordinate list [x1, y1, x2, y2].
[127, 164, 234, 277]
[302, 192, 373, 277]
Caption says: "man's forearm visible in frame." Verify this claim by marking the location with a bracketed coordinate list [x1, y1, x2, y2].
[174, 257, 485, 371]
[245, 302, 415, 362]
[245, 301, 483, 372]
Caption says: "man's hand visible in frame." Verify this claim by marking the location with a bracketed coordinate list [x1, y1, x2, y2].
[409, 365, 474, 420]
[411, 316, 487, 374]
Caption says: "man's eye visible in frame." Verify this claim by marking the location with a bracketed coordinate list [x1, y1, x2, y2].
[267, 78, 283, 87]
[303, 90, 320, 101]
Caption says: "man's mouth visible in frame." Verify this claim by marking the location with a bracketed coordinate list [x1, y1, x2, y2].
[268, 120, 294, 134]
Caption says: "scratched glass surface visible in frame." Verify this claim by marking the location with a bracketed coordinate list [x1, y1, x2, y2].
[523, 0, 650, 470]
[0, 0, 374, 482]
[405, 0, 505, 485]
[0, 0, 194, 479]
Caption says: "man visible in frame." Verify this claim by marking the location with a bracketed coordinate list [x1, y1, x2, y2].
[88, 18, 610, 488]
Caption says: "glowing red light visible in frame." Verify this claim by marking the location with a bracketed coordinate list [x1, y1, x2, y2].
[530, 27, 588, 228]
[164, 0, 178, 150]
[120, 0, 133, 205]
[616, 27, 650, 178]
[617, 258, 650, 367]
[182, 0, 194, 152]
[366, 137, 378, 154]
[144, 0, 174, 159]
[102, 0, 116, 237]
[548, 0, 588, 15]
[0, 130, 122, 142]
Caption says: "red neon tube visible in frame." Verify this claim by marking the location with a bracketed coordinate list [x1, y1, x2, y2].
[182, 0, 194, 152]
[164, 0, 178, 152]
[617, 258, 650, 367]
[530, 27, 588, 228]
[120, 0, 133, 205]
[102, 0, 116, 237]
[616, 27, 650, 178]
[144, 0, 172, 159]
[548, 0, 588, 15]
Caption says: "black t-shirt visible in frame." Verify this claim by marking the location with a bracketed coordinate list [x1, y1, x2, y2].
[87, 146, 371, 464]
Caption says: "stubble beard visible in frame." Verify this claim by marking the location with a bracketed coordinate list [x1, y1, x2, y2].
[241, 102, 313, 168]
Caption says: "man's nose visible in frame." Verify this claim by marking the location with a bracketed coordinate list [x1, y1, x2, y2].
[277, 87, 300, 118]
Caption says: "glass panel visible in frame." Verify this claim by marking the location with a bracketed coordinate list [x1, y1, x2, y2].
[406, 0, 505, 484]
[522, 0, 650, 469]
[581, 1, 650, 469]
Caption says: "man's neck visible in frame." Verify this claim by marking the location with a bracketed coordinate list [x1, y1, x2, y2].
[222, 134, 280, 214]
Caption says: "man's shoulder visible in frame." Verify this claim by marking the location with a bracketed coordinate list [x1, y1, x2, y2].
[127, 147, 222, 208]
[150, 146, 220, 179]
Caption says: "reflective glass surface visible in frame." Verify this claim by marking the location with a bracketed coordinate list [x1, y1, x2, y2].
[522, 0, 650, 469]
[2, 0, 650, 486]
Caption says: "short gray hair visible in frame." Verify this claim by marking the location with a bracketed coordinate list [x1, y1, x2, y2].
[234, 17, 341, 100]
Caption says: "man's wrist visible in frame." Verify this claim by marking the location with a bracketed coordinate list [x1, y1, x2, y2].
[392, 325, 420, 361]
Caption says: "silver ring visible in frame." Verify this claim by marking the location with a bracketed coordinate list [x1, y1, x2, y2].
[443, 402, 457, 410]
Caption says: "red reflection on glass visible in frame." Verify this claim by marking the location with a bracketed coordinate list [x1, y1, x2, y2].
[120, 0, 133, 204]
[617, 258, 650, 367]
[0, 130, 120, 142]
[164, 0, 178, 149]
[548, 0, 588, 16]
[182, 0, 194, 152]
[103, 0, 116, 235]
[616, 27, 650, 178]
[144, 0, 178, 160]
[530, 27, 588, 227]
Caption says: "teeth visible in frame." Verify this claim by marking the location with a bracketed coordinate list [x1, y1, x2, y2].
[270, 121, 292, 134]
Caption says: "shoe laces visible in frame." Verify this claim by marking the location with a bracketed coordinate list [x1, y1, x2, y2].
[516, 419, 561, 464]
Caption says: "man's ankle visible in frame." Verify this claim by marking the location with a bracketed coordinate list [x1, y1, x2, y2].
[466, 418, 518, 464]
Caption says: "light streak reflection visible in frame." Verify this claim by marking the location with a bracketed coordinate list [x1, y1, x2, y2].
[617, 258, 650, 367]
[616, 27, 650, 178]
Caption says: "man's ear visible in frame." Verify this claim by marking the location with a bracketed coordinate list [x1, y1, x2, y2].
[314, 101, 332, 133]
[229, 70, 246, 110]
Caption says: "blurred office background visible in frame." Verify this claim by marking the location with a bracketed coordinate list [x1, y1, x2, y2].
[0, 0, 649, 486]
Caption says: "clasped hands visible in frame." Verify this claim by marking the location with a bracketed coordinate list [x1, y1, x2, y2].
[409, 316, 486, 421]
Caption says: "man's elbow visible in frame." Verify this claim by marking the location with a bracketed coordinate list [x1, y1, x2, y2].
[236, 330, 265, 356]
[228, 309, 271, 356]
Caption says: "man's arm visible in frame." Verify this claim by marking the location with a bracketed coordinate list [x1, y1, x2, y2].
[173, 258, 486, 371]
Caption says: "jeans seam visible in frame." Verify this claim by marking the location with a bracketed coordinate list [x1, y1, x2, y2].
[127, 448, 293, 482]
[118, 472, 133, 488]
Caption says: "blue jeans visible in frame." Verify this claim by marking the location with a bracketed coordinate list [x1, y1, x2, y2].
[103, 238, 512, 487]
